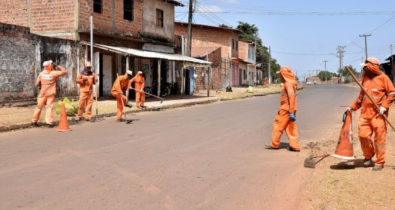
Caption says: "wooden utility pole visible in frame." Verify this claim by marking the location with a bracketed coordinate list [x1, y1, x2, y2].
[359, 34, 371, 60]
[186, 0, 193, 56]
[268, 46, 271, 84]
[206, 40, 210, 97]
[158, 60, 161, 97]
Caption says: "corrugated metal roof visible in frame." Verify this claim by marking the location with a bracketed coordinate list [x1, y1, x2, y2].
[81, 42, 211, 66]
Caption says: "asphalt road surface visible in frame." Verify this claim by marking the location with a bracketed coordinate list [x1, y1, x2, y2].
[0, 85, 358, 210]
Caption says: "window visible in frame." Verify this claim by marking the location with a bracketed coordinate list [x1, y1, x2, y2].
[236, 41, 238, 51]
[93, 0, 102, 13]
[124, 0, 134, 21]
[244, 70, 247, 80]
[156, 9, 164, 27]
[232, 39, 235, 49]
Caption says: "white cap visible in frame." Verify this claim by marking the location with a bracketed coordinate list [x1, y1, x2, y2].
[137, 71, 143, 74]
[126, 70, 133, 75]
[85, 61, 92, 67]
[43, 60, 53, 67]
[360, 57, 379, 67]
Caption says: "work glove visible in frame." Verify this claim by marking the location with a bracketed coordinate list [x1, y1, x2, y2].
[289, 113, 296, 122]
[379, 106, 387, 115]
[140, 88, 144, 93]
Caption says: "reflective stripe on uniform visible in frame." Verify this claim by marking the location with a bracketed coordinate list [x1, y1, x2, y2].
[361, 141, 372, 146]
[375, 144, 386, 149]
[388, 92, 395, 95]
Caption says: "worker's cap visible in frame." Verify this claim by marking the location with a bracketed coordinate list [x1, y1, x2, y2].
[85, 61, 92, 67]
[126, 70, 133, 75]
[360, 57, 379, 67]
[43, 60, 53, 67]
[137, 71, 143, 74]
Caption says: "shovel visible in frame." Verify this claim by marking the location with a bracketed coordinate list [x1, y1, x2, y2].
[304, 153, 330, 168]
[129, 87, 164, 104]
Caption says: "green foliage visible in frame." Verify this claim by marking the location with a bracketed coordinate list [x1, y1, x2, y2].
[219, 24, 232, 29]
[318, 71, 333, 81]
[55, 97, 79, 116]
[236, 22, 281, 81]
[339, 65, 358, 77]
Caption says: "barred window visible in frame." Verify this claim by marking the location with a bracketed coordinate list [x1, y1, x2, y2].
[93, 0, 102, 13]
[156, 9, 164, 27]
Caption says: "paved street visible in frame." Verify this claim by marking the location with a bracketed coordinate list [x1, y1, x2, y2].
[0, 85, 358, 210]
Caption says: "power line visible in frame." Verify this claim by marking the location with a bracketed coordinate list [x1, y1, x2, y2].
[176, 10, 395, 16]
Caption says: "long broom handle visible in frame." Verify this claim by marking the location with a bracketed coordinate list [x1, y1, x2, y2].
[345, 66, 395, 131]
[129, 87, 164, 101]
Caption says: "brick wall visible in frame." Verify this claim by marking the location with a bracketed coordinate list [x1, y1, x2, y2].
[31, 0, 76, 39]
[238, 41, 248, 61]
[174, 23, 239, 59]
[79, 0, 143, 37]
[194, 48, 222, 91]
[0, 0, 29, 27]
[0, 23, 85, 103]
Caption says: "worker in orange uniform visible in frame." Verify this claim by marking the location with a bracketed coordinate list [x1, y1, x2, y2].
[76, 61, 96, 121]
[130, 71, 146, 108]
[266, 66, 300, 151]
[111, 70, 133, 122]
[32, 60, 68, 127]
[348, 57, 395, 171]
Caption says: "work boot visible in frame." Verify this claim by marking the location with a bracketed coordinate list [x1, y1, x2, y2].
[265, 144, 279, 150]
[117, 119, 125, 122]
[363, 158, 374, 167]
[85, 118, 91, 122]
[76, 116, 82, 121]
[31, 122, 39, 127]
[289, 139, 301, 152]
[372, 164, 384, 171]
[125, 103, 133, 108]
[46, 123, 55, 128]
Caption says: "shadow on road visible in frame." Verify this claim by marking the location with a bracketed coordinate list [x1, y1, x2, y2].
[330, 159, 395, 170]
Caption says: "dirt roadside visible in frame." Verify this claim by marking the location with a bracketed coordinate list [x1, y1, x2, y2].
[300, 108, 395, 209]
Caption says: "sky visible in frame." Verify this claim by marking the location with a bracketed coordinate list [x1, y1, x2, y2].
[175, 0, 395, 79]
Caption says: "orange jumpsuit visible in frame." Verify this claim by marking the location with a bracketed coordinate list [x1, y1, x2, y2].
[76, 69, 96, 120]
[130, 75, 145, 108]
[111, 74, 130, 120]
[270, 66, 300, 150]
[32, 66, 67, 124]
[350, 67, 395, 166]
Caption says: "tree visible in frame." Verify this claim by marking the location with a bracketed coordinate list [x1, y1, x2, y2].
[236, 22, 281, 81]
[318, 71, 333, 81]
[219, 24, 232, 29]
[339, 65, 358, 77]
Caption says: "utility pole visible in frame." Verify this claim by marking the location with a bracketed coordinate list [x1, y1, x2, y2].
[186, 0, 193, 56]
[206, 40, 210, 97]
[336, 46, 346, 72]
[268, 46, 271, 84]
[323, 60, 328, 71]
[359, 34, 371, 60]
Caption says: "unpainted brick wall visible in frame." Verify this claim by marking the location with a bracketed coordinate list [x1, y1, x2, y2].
[79, 0, 143, 36]
[0, 23, 85, 103]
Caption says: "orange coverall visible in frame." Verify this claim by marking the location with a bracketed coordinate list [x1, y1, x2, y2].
[111, 74, 130, 120]
[269, 66, 300, 150]
[350, 66, 395, 166]
[76, 69, 96, 120]
[130, 74, 145, 108]
[32, 67, 67, 124]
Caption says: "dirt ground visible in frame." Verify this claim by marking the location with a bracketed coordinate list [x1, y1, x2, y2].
[301, 108, 395, 210]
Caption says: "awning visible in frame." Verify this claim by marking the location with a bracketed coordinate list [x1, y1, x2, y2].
[81, 41, 211, 67]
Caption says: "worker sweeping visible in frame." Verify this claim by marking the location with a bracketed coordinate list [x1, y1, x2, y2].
[347, 57, 395, 171]
[32, 60, 68, 127]
[129, 71, 146, 108]
[76, 61, 96, 121]
[266, 66, 300, 151]
[111, 70, 133, 122]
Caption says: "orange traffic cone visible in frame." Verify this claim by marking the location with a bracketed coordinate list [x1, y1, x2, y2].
[57, 103, 70, 132]
[332, 110, 355, 160]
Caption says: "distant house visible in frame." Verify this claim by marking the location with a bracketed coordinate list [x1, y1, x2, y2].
[380, 55, 395, 84]
[238, 40, 256, 86]
[174, 22, 242, 92]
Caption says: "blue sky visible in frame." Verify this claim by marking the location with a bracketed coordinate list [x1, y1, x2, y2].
[175, 0, 395, 79]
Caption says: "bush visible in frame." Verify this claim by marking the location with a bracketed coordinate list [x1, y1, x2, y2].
[55, 97, 79, 116]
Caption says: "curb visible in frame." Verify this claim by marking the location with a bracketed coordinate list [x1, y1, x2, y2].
[0, 91, 286, 133]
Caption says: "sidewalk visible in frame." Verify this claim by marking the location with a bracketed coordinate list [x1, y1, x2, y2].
[0, 85, 286, 132]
